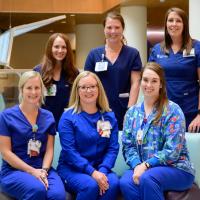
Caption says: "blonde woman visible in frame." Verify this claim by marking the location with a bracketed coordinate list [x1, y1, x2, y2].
[0, 71, 65, 200]
[57, 71, 119, 200]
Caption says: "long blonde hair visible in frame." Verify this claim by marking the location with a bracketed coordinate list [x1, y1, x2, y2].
[69, 71, 111, 113]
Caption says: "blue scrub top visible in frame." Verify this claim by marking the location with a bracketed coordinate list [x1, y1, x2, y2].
[84, 45, 142, 129]
[34, 65, 71, 128]
[0, 105, 56, 175]
[149, 40, 200, 117]
[57, 108, 119, 176]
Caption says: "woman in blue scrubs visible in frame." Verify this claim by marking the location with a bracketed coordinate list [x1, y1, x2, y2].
[34, 33, 79, 128]
[0, 71, 66, 200]
[149, 7, 200, 132]
[85, 11, 142, 130]
[120, 62, 194, 200]
[57, 71, 119, 200]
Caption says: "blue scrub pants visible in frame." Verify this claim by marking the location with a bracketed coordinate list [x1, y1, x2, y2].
[62, 171, 119, 200]
[1, 168, 66, 200]
[120, 167, 194, 200]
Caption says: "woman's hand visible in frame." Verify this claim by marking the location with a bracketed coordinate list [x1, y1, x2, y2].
[91, 170, 109, 195]
[30, 168, 49, 190]
[188, 115, 200, 133]
[132, 163, 147, 185]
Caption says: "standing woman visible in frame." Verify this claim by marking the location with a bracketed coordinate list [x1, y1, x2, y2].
[34, 33, 79, 128]
[0, 71, 66, 200]
[120, 62, 194, 200]
[85, 11, 142, 130]
[149, 7, 200, 132]
[57, 71, 119, 200]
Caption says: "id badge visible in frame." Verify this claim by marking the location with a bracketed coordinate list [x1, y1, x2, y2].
[97, 120, 112, 138]
[183, 48, 195, 57]
[44, 84, 57, 96]
[95, 62, 108, 72]
[27, 139, 42, 157]
[136, 129, 143, 145]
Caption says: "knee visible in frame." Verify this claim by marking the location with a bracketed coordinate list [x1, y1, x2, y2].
[120, 175, 131, 191]
[140, 172, 156, 187]
[26, 184, 46, 199]
[84, 179, 99, 194]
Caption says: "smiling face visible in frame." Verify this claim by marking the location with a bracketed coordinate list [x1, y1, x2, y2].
[78, 75, 99, 107]
[52, 36, 67, 61]
[141, 68, 161, 100]
[104, 17, 124, 44]
[21, 76, 42, 106]
[166, 11, 183, 39]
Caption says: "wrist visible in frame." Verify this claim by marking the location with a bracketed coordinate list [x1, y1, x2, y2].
[42, 167, 49, 173]
[144, 162, 150, 169]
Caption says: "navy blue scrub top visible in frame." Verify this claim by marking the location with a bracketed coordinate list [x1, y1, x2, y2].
[149, 41, 200, 116]
[34, 65, 71, 128]
[84, 45, 142, 129]
[0, 105, 56, 175]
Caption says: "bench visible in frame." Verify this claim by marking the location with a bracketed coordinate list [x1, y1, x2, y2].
[1, 132, 200, 200]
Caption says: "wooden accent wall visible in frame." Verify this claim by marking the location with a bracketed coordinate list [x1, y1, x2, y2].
[0, 0, 119, 14]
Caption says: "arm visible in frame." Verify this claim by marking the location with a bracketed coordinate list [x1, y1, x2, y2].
[84, 50, 95, 72]
[0, 136, 35, 173]
[42, 134, 54, 170]
[188, 67, 200, 132]
[98, 116, 119, 174]
[146, 104, 186, 167]
[122, 108, 141, 169]
[58, 113, 95, 175]
[128, 71, 141, 108]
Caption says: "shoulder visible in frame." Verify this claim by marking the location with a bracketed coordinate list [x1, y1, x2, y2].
[59, 108, 76, 121]
[33, 64, 42, 72]
[193, 40, 200, 51]
[88, 46, 104, 55]
[164, 101, 185, 118]
[151, 43, 162, 51]
[123, 45, 139, 54]
[125, 102, 142, 118]
[0, 105, 20, 122]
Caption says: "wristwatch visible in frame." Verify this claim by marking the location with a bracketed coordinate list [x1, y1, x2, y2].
[198, 109, 200, 115]
[144, 162, 150, 169]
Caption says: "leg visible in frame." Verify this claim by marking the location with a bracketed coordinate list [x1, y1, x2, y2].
[59, 170, 99, 200]
[99, 172, 119, 200]
[1, 170, 46, 200]
[46, 169, 66, 200]
[139, 166, 194, 200]
[120, 170, 140, 200]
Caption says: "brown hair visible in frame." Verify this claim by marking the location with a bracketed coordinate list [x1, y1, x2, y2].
[161, 7, 192, 55]
[41, 33, 78, 88]
[141, 62, 168, 123]
[103, 11, 127, 45]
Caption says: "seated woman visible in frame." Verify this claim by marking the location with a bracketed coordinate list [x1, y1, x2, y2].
[120, 62, 195, 200]
[0, 71, 66, 200]
[57, 71, 119, 200]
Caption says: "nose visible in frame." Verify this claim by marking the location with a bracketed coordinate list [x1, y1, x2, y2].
[146, 82, 152, 87]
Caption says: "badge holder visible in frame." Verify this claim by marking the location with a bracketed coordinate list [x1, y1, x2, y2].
[27, 124, 42, 157]
[97, 115, 112, 138]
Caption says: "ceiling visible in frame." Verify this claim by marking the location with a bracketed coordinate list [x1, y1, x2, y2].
[0, 0, 188, 34]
